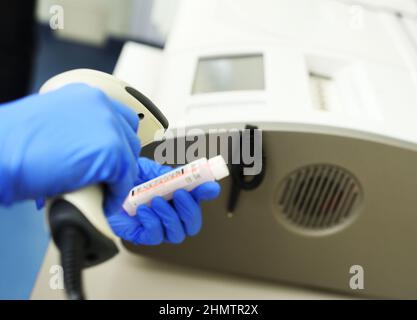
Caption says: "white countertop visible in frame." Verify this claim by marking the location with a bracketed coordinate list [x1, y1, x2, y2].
[31, 243, 346, 299]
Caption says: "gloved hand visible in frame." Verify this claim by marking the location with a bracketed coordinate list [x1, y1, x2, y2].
[107, 157, 221, 245]
[0, 83, 140, 215]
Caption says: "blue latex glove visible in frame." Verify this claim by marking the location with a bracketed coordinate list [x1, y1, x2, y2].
[107, 157, 221, 245]
[0, 83, 140, 215]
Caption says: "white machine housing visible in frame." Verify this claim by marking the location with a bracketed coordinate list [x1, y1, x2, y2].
[115, 0, 417, 298]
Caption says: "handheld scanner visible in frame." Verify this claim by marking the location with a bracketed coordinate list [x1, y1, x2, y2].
[40, 69, 168, 272]
[40, 69, 168, 146]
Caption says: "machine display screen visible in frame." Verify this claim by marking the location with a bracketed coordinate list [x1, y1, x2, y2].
[192, 54, 265, 94]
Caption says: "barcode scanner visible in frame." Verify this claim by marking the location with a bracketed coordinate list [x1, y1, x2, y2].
[40, 69, 168, 299]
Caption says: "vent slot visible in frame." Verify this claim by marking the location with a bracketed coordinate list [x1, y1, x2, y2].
[309, 72, 346, 113]
[276, 164, 362, 232]
[309, 72, 333, 111]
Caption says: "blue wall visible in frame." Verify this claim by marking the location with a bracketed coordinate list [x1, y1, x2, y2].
[0, 202, 49, 299]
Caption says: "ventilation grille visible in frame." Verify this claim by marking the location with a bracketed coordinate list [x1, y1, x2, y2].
[277, 164, 362, 231]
